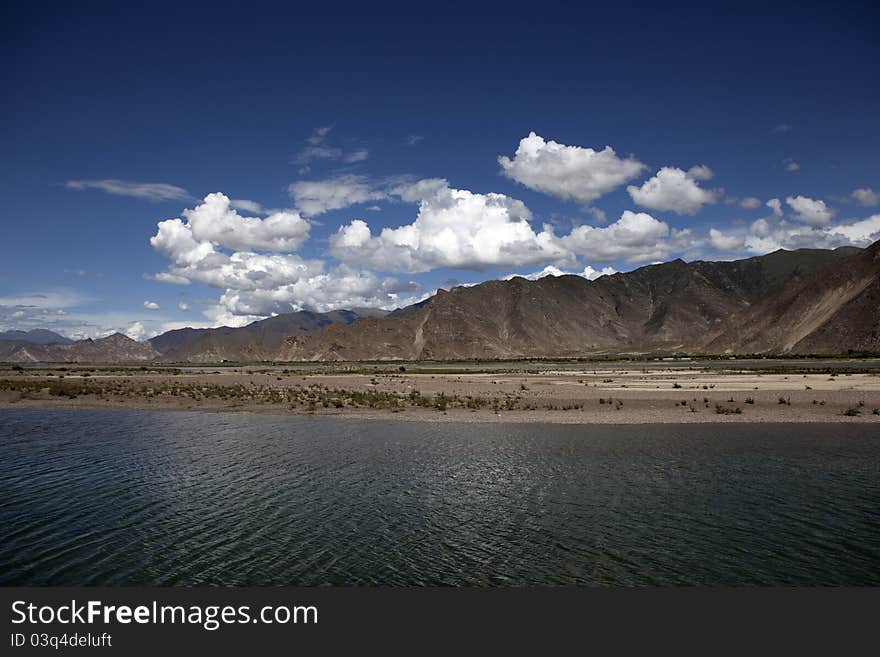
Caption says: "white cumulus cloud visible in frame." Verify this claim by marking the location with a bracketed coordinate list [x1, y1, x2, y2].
[741, 215, 880, 253]
[149, 194, 423, 323]
[824, 214, 880, 244]
[785, 195, 834, 226]
[627, 166, 720, 215]
[709, 228, 745, 251]
[143, 301, 160, 310]
[330, 179, 569, 272]
[851, 187, 879, 207]
[702, 211, 880, 255]
[209, 266, 420, 320]
[504, 264, 617, 281]
[498, 132, 646, 203]
[686, 165, 714, 181]
[125, 321, 146, 340]
[560, 210, 691, 263]
[184, 193, 310, 251]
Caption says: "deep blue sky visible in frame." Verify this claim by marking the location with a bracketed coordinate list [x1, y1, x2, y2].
[2, 1, 878, 338]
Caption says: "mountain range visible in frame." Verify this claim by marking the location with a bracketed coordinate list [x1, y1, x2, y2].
[0, 332, 159, 363]
[0, 308, 386, 363]
[2, 241, 878, 363]
[147, 308, 387, 362]
[0, 329, 73, 345]
[280, 243, 874, 360]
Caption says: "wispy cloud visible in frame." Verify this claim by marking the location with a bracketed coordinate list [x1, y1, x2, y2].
[0, 290, 166, 340]
[229, 198, 266, 214]
[292, 126, 369, 168]
[343, 149, 369, 163]
[65, 179, 191, 202]
[292, 145, 344, 166]
[582, 206, 607, 224]
[289, 174, 389, 216]
[306, 125, 333, 145]
[0, 290, 92, 309]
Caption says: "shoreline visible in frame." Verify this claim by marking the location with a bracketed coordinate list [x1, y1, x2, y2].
[3, 397, 880, 424]
[2, 363, 879, 424]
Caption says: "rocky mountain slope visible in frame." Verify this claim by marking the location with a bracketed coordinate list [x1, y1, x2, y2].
[706, 240, 880, 354]
[3, 243, 876, 363]
[280, 245, 871, 360]
[148, 308, 387, 362]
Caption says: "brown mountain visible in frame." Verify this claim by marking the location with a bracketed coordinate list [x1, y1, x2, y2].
[279, 244, 871, 361]
[707, 239, 880, 354]
[1, 333, 159, 363]
[0, 309, 387, 364]
[148, 308, 388, 362]
[3, 244, 874, 364]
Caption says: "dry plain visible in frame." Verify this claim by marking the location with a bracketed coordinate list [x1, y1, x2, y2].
[2, 361, 880, 424]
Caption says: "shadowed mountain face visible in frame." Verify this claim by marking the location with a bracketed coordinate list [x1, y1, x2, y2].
[148, 308, 388, 362]
[707, 241, 880, 354]
[280, 245, 874, 360]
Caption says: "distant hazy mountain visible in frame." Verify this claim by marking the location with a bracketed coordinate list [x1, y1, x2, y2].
[0, 329, 73, 344]
[1, 333, 159, 363]
[280, 244, 873, 360]
[0, 309, 387, 364]
[148, 308, 388, 362]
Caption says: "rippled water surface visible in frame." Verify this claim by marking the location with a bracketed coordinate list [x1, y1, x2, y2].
[1, 409, 878, 586]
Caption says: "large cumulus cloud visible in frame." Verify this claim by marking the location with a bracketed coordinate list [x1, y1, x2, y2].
[498, 132, 646, 203]
[627, 166, 720, 215]
[330, 179, 699, 271]
[149, 193, 420, 324]
[330, 179, 570, 272]
[707, 214, 880, 255]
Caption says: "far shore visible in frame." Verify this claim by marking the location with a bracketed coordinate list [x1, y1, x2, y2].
[2, 361, 879, 424]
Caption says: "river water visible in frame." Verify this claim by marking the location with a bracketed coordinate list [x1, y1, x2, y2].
[1, 408, 877, 585]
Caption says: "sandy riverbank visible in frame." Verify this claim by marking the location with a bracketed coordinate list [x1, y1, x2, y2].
[2, 363, 880, 424]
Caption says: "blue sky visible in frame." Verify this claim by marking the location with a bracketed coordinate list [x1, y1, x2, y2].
[2, 1, 878, 339]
